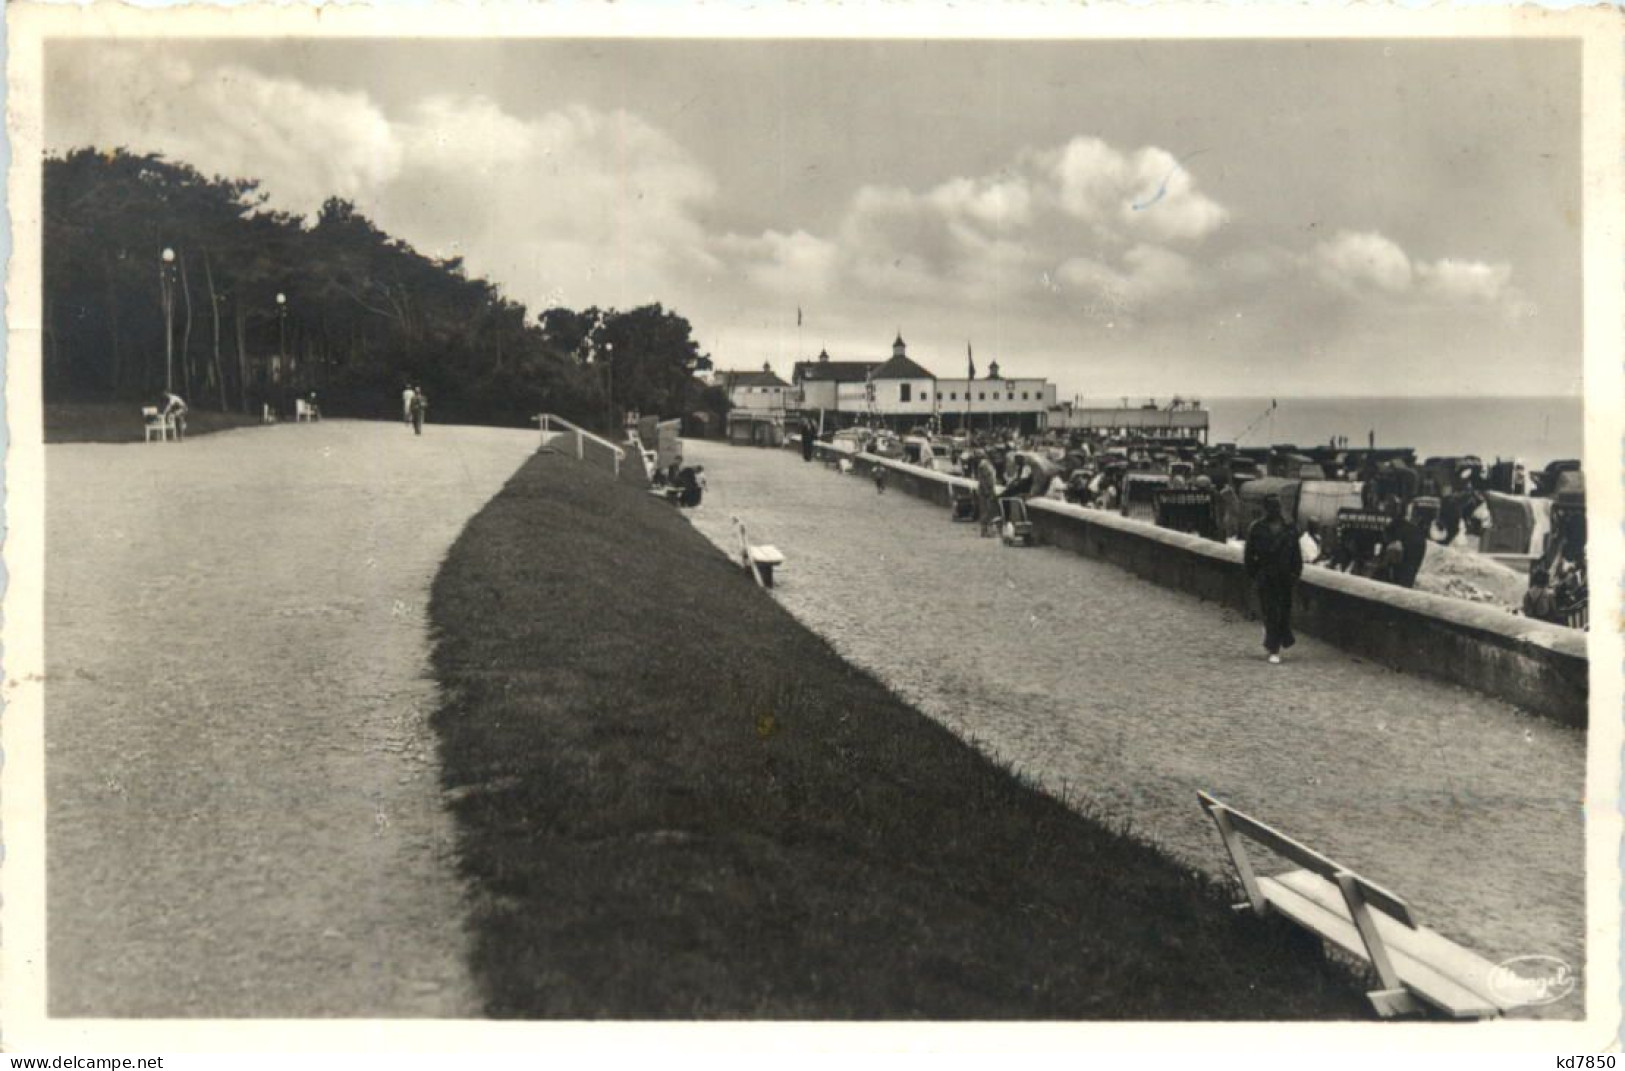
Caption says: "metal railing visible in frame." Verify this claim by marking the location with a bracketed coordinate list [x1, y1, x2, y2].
[533, 413, 626, 478]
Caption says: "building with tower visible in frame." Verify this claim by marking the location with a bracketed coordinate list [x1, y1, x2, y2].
[788, 333, 1056, 433]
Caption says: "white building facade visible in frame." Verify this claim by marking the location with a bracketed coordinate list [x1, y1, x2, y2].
[790, 336, 1056, 433]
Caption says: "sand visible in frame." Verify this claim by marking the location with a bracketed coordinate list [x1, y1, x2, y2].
[45, 419, 537, 1017]
[1412, 540, 1532, 610]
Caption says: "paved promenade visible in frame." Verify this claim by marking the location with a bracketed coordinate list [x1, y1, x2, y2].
[684, 440, 1586, 1012]
[46, 420, 537, 1016]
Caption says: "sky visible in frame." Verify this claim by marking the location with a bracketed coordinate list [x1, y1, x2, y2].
[45, 36, 1582, 399]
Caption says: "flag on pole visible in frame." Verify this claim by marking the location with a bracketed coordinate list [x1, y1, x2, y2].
[797, 306, 803, 327]
[967, 342, 975, 380]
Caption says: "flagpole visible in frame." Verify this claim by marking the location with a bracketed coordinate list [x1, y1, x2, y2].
[964, 341, 973, 440]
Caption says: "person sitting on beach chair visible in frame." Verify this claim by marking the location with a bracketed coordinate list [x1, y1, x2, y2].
[160, 390, 189, 441]
[675, 466, 703, 508]
[998, 497, 1035, 546]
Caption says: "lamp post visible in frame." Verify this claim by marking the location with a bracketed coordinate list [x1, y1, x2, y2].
[160, 248, 177, 392]
[276, 292, 288, 387]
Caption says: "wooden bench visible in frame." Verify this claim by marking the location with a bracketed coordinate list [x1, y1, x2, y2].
[1198, 791, 1515, 1019]
[141, 407, 175, 443]
[734, 518, 786, 588]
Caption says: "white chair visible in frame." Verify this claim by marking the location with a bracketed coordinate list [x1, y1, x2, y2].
[142, 407, 173, 443]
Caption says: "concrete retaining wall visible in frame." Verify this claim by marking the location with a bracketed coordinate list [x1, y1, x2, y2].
[805, 444, 1587, 727]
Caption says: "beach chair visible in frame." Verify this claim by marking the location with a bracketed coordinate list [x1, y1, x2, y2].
[998, 497, 1035, 547]
[950, 484, 979, 522]
[141, 407, 174, 442]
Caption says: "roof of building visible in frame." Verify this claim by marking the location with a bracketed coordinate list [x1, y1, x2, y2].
[793, 360, 879, 383]
[719, 369, 789, 389]
[871, 353, 936, 380]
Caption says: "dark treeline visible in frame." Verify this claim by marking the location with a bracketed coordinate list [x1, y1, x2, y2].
[44, 148, 725, 431]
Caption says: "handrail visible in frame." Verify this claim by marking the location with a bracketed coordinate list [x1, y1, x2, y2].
[626, 429, 659, 480]
[533, 412, 626, 477]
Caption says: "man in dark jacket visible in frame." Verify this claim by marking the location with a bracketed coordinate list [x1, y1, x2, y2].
[1244, 495, 1303, 663]
[1379, 506, 1429, 588]
[675, 466, 703, 507]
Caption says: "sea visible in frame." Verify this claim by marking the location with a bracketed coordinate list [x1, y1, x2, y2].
[1194, 396, 1586, 471]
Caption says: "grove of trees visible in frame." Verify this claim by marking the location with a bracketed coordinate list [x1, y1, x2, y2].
[43, 148, 725, 432]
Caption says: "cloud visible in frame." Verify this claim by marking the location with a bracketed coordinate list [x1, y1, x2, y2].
[713, 229, 839, 296]
[1040, 138, 1228, 243]
[48, 46, 722, 310]
[720, 133, 1229, 318]
[1417, 257, 1513, 303]
[1055, 243, 1196, 307]
[375, 97, 719, 303]
[1312, 230, 1414, 294]
[50, 50, 403, 211]
[48, 48, 1550, 396]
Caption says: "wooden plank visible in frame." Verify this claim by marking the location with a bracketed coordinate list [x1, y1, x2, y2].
[748, 546, 785, 565]
[1205, 804, 1265, 913]
[1262, 873, 1505, 1018]
[1336, 870, 1405, 994]
[1275, 871, 1511, 1009]
[1197, 793, 1415, 927]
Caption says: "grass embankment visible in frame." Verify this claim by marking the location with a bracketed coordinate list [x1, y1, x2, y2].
[46, 401, 263, 443]
[429, 452, 1367, 1019]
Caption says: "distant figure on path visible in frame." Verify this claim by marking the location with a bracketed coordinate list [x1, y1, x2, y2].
[1244, 494, 1303, 664]
[1378, 503, 1429, 589]
[675, 466, 703, 508]
[975, 455, 999, 537]
[409, 387, 428, 436]
[800, 420, 816, 462]
[1004, 460, 1034, 499]
[873, 465, 887, 494]
[402, 384, 415, 426]
[1215, 479, 1243, 541]
[160, 390, 189, 441]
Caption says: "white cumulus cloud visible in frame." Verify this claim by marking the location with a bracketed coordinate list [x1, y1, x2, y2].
[1417, 257, 1513, 303]
[50, 51, 404, 211]
[1038, 137, 1228, 243]
[1312, 230, 1415, 294]
[719, 133, 1228, 315]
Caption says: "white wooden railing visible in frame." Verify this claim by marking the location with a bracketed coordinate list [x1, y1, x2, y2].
[532, 412, 626, 478]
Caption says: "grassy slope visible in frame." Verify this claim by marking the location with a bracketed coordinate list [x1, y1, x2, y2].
[46, 401, 263, 443]
[429, 451, 1367, 1020]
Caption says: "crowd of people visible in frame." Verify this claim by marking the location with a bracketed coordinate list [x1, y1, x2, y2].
[651, 461, 707, 507]
[805, 420, 1587, 632]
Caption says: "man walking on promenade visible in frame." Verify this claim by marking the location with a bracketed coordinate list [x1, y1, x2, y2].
[402, 383, 415, 426]
[409, 386, 428, 436]
[975, 454, 999, 538]
[1244, 494, 1302, 664]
